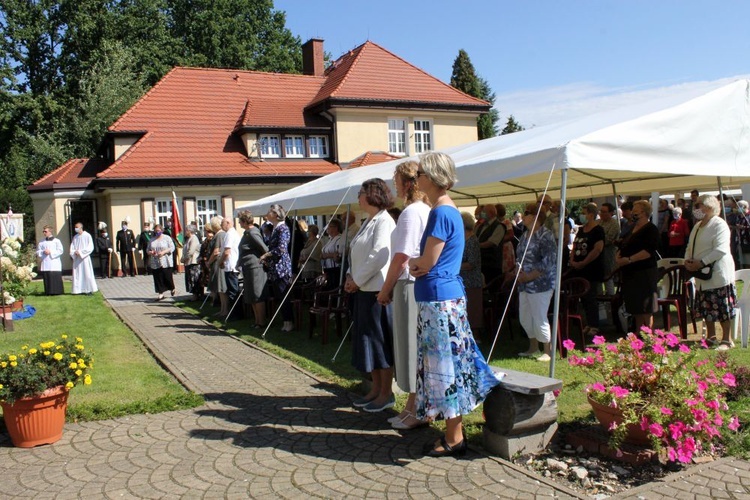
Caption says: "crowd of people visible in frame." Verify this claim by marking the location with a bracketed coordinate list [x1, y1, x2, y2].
[30, 162, 750, 456]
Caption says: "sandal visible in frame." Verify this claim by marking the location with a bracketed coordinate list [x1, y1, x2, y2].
[423, 436, 467, 457]
[717, 340, 734, 351]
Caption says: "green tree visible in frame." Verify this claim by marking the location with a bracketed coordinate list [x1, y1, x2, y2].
[501, 115, 525, 135]
[450, 49, 482, 100]
[63, 40, 147, 156]
[167, 0, 302, 73]
[478, 76, 499, 138]
[450, 49, 498, 139]
[111, 0, 183, 86]
[0, 0, 304, 200]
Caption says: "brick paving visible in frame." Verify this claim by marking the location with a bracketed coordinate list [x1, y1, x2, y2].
[1, 275, 748, 499]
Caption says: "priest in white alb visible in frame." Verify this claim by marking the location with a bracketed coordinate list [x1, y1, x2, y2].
[70, 222, 98, 295]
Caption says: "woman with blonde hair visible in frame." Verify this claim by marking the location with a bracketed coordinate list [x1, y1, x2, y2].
[685, 194, 737, 350]
[376, 160, 431, 429]
[409, 152, 501, 457]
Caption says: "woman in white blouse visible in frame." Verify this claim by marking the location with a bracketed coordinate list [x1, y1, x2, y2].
[685, 194, 737, 350]
[346, 178, 396, 413]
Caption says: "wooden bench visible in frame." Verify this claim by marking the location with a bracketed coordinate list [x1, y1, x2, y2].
[482, 367, 562, 459]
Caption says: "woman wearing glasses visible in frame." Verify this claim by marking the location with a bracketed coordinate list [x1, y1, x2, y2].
[409, 152, 501, 457]
[516, 203, 557, 362]
[346, 179, 396, 413]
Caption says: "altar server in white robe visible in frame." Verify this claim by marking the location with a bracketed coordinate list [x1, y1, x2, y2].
[36, 225, 64, 295]
[70, 222, 98, 295]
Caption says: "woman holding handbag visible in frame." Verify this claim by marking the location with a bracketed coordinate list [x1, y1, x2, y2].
[685, 194, 737, 350]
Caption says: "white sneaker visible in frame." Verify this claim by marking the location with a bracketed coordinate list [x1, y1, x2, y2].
[537, 353, 551, 362]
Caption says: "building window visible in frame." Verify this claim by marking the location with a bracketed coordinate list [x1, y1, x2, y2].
[196, 197, 219, 233]
[259, 135, 280, 158]
[285, 135, 305, 157]
[308, 136, 329, 158]
[414, 119, 432, 153]
[155, 199, 174, 230]
[388, 118, 406, 155]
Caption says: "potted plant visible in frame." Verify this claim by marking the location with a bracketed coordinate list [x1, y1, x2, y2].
[0, 334, 93, 447]
[1, 237, 36, 311]
[564, 327, 740, 463]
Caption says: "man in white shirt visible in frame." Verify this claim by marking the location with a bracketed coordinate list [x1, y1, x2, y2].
[220, 217, 241, 319]
[69, 222, 98, 295]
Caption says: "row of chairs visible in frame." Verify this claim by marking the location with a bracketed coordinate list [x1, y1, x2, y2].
[291, 275, 349, 344]
[290, 265, 750, 352]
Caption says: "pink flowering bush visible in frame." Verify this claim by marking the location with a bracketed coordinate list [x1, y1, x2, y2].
[565, 327, 739, 463]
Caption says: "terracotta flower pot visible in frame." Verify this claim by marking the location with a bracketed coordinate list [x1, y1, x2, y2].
[1, 299, 23, 313]
[587, 395, 651, 446]
[1, 386, 68, 448]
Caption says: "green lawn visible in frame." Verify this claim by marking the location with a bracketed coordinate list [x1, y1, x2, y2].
[5, 280, 747, 457]
[180, 294, 750, 453]
[0, 282, 203, 422]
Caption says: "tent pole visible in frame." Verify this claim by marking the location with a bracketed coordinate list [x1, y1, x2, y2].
[290, 210, 297, 273]
[549, 168, 568, 378]
[718, 177, 726, 216]
[612, 182, 621, 232]
[340, 205, 351, 289]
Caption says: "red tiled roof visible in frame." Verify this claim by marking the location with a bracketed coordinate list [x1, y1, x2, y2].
[348, 151, 401, 168]
[29, 158, 108, 191]
[34, 40, 488, 188]
[309, 41, 489, 109]
[100, 67, 336, 180]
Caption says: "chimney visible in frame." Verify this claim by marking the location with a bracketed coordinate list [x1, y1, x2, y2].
[302, 38, 325, 77]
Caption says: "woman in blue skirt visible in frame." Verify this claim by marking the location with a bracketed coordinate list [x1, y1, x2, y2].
[408, 152, 502, 457]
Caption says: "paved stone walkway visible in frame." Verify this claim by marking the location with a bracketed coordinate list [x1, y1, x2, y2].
[1, 275, 749, 499]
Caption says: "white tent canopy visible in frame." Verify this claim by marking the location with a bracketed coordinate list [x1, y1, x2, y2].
[240, 78, 750, 215]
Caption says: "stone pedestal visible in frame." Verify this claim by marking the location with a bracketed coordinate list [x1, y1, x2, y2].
[483, 422, 558, 459]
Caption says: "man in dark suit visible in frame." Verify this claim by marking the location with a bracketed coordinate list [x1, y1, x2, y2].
[138, 221, 155, 274]
[95, 228, 113, 278]
[116, 220, 136, 277]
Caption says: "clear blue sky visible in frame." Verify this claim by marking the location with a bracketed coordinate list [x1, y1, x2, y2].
[274, 0, 750, 128]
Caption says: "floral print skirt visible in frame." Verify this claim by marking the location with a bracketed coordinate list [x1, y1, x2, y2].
[415, 297, 501, 422]
[696, 284, 737, 323]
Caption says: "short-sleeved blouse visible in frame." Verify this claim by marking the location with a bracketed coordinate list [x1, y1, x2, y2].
[391, 201, 431, 281]
[414, 205, 465, 302]
[571, 224, 605, 282]
[516, 226, 557, 293]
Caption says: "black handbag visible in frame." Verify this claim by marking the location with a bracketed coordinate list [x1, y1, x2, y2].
[687, 228, 713, 280]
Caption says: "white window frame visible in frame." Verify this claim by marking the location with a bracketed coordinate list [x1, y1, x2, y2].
[155, 198, 174, 230]
[259, 134, 281, 158]
[308, 136, 329, 158]
[196, 197, 220, 233]
[413, 118, 433, 153]
[388, 118, 407, 155]
[284, 135, 305, 157]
